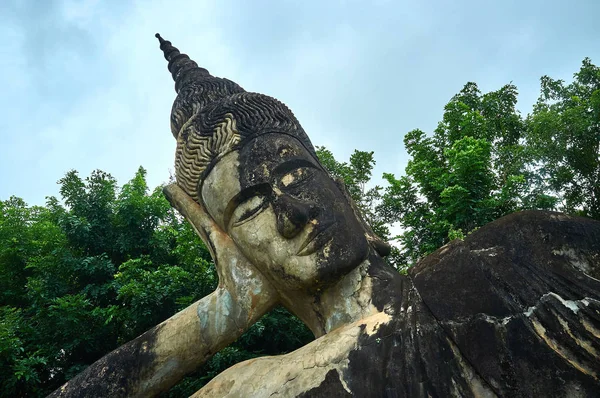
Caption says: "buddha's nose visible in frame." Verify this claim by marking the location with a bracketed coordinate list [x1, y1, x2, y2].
[273, 195, 315, 239]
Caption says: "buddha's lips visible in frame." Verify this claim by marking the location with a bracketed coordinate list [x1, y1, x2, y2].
[297, 221, 334, 256]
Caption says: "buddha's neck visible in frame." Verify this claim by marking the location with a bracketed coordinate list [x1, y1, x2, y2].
[283, 253, 400, 338]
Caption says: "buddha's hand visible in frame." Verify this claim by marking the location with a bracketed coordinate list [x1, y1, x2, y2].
[163, 183, 278, 316]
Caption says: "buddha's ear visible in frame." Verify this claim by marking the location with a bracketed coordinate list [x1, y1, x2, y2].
[333, 178, 392, 257]
[163, 183, 272, 290]
[163, 183, 223, 260]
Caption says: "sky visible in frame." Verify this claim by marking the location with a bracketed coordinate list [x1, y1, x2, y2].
[1, 0, 599, 206]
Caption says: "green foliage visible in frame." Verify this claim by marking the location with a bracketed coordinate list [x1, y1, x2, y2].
[316, 61, 599, 269]
[527, 58, 600, 218]
[379, 82, 535, 266]
[115, 255, 216, 335]
[375, 59, 599, 267]
[0, 306, 45, 396]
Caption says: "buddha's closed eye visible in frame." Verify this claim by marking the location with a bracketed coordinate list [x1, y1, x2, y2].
[231, 195, 268, 227]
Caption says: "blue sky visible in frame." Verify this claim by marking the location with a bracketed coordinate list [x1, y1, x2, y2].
[1, 0, 599, 206]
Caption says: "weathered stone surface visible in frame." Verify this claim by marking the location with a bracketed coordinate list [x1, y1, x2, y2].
[411, 210, 600, 396]
[197, 211, 600, 397]
[50, 34, 599, 397]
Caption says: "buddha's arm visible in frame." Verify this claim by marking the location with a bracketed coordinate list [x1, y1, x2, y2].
[193, 311, 393, 397]
[49, 286, 276, 398]
[49, 185, 278, 397]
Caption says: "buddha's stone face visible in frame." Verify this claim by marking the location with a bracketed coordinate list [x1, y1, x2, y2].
[201, 133, 369, 290]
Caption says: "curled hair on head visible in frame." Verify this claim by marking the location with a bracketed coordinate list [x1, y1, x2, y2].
[169, 78, 245, 138]
[174, 112, 241, 202]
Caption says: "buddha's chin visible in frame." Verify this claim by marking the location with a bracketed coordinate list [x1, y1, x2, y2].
[313, 235, 370, 286]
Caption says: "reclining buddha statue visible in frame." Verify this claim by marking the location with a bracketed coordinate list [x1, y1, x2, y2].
[51, 34, 600, 398]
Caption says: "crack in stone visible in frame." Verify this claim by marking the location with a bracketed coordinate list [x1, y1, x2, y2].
[269, 375, 299, 396]
[406, 274, 501, 397]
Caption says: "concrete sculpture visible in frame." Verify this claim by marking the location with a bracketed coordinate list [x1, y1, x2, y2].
[50, 34, 600, 397]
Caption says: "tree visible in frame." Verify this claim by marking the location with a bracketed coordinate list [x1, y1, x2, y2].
[379, 82, 536, 267]
[0, 199, 61, 395]
[527, 58, 600, 219]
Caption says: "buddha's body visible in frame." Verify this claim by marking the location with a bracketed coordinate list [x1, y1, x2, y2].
[197, 211, 600, 397]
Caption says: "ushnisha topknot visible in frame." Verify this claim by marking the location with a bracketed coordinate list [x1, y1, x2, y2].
[155, 33, 211, 93]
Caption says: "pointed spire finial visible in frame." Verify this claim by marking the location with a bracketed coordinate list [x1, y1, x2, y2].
[155, 33, 210, 92]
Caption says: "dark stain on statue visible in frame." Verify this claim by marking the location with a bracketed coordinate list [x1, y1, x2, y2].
[48, 325, 163, 398]
[366, 252, 405, 313]
[296, 369, 352, 397]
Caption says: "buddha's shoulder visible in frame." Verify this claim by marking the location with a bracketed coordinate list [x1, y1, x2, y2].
[194, 311, 393, 397]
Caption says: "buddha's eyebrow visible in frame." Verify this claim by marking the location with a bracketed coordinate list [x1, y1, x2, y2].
[272, 158, 320, 176]
[223, 183, 271, 229]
